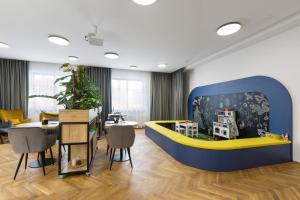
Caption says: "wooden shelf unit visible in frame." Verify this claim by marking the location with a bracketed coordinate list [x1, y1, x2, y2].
[58, 109, 98, 176]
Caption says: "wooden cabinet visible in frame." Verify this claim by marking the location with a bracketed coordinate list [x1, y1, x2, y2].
[58, 109, 97, 176]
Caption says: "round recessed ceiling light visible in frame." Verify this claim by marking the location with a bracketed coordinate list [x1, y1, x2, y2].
[48, 35, 70, 46]
[217, 22, 241, 36]
[69, 56, 79, 61]
[0, 42, 9, 48]
[158, 63, 167, 68]
[104, 52, 119, 59]
[132, 0, 157, 6]
[130, 66, 137, 70]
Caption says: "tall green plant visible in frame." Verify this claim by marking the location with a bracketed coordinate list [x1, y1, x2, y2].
[29, 63, 101, 110]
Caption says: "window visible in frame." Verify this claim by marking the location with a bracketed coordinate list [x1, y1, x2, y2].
[111, 69, 151, 127]
[28, 62, 67, 121]
[112, 79, 145, 111]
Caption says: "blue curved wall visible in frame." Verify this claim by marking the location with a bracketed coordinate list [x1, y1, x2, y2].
[188, 76, 293, 140]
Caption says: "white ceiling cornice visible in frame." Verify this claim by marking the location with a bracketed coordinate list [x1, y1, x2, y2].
[186, 11, 300, 70]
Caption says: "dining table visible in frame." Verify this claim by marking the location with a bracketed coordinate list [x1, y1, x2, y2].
[16, 121, 59, 168]
[105, 120, 138, 128]
[105, 120, 138, 162]
[16, 121, 59, 129]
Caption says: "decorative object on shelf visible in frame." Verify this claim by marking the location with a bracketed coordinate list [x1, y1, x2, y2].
[71, 157, 82, 167]
[68, 158, 87, 169]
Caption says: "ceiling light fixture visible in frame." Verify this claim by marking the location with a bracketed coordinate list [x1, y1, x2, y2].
[69, 56, 79, 61]
[132, 0, 157, 6]
[158, 63, 167, 68]
[104, 52, 119, 59]
[217, 22, 241, 36]
[130, 66, 137, 70]
[0, 42, 9, 48]
[48, 35, 70, 46]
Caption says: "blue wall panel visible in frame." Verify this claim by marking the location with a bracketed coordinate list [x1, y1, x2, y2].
[188, 76, 293, 140]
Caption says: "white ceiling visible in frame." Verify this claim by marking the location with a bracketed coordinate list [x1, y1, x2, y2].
[0, 0, 300, 72]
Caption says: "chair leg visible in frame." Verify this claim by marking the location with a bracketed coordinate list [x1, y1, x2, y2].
[24, 153, 28, 169]
[40, 151, 46, 176]
[120, 148, 123, 161]
[106, 144, 109, 155]
[110, 148, 116, 170]
[37, 153, 41, 167]
[49, 147, 54, 165]
[13, 153, 24, 180]
[109, 148, 113, 161]
[127, 147, 133, 169]
[62, 145, 66, 152]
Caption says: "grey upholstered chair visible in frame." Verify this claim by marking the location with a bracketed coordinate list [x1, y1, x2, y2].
[8, 127, 56, 180]
[106, 126, 135, 170]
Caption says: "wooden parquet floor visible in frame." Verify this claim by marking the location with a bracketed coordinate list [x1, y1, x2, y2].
[0, 129, 300, 200]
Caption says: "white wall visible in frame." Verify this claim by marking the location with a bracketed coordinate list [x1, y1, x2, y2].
[186, 26, 300, 162]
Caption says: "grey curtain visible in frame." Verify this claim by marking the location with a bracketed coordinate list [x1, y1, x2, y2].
[0, 58, 29, 115]
[171, 68, 184, 120]
[84, 66, 112, 130]
[150, 68, 184, 120]
[150, 72, 172, 120]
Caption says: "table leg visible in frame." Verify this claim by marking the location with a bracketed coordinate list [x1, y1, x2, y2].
[0, 135, 3, 144]
[120, 148, 123, 161]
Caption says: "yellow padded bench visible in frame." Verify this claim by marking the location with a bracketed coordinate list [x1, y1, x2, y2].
[145, 121, 291, 150]
[145, 120, 292, 171]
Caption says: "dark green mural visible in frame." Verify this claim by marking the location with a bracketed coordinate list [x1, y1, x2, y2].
[192, 92, 269, 138]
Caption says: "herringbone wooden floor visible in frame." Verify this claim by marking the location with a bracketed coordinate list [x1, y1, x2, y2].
[0, 129, 300, 200]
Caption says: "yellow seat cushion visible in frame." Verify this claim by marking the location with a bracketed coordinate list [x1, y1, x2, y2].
[9, 118, 22, 125]
[0, 109, 31, 125]
[39, 112, 59, 121]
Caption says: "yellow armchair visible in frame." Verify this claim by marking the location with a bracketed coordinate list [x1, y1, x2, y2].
[39, 112, 59, 122]
[0, 109, 31, 125]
